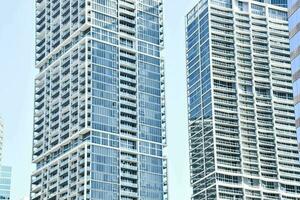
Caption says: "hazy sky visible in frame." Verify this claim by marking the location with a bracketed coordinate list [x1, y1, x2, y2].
[0, 0, 199, 199]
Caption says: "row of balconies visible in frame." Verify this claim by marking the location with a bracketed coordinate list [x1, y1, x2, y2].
[34, 129, 88, 165]
[36, 14, 87, 64]
[212, 34, 234, 43]
[211, 15, 233, 24]
[235, 20, 251, 28]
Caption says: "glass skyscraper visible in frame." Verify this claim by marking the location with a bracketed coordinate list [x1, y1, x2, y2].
[31, 0, 168, 199]
[186, 0, 300, 199]
[0, 166, 12, 200]
[0, 118, 4, 162]
[0, 118, 12, 200]
[259, 0, 288, 7]
[288, 0, 300, 155]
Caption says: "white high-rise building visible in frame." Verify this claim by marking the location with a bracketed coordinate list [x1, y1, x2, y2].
[31, 0, 168, 199]
[186, 0, 300, 199]
[0, 117, 12, 200]
[0, 117, 4, 162]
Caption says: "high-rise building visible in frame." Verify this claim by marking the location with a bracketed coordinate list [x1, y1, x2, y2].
[0, 118, 12, 200]
[31, 0, 167, 199]
[0, 166, 12, 200]
[288, 0, 300, 153]
[186, 0, 300, 199]
[266, 0, 287, 7]
[0, 117, 4, 162]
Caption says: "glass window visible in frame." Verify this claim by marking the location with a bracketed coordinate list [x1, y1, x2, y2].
[292, 54, 300, 74]
[252, 4, 266, 16]
[293, 79, 300, 97]
[269, 8, 287, 20]
[290, 31, 300, 52]
[211, 0, 232, 8]
[289, 9, 300, 30]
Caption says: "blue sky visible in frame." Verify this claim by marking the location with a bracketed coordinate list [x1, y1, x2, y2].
[0, 0, 198, 199]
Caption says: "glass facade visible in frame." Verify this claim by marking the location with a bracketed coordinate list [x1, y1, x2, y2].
[254, 0, 287, 7]
[0, 118, 3, 163]
[0, 119, 11, 200]
[0, 166, 11, 200]
[186, 0, 300, 199]
[288, 0, 300, 155]
[31, 0, 168, 199]
[271, 0, 288, 7]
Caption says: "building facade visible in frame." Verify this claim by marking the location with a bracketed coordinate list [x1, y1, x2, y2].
[0, 117, 4, 163]
[268, 0, 287, 7]
[186, 0, 300, 199]
[0, 166, 12, 200]
[31, 0, 168, 199]
[288, 0, 300, 154]
[0, 119, 11, 200]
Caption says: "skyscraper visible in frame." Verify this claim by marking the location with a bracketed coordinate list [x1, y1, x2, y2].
[0, 166, 12, 200]
[0, 117, 4, 162]
[269, 0, 287, 7]
[186, 0, 300, 199]
[0, 118, 12, 200]
[31, 0, 168, 199]
[288, 0, 300, 154]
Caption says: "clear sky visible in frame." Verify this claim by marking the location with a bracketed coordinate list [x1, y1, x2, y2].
[0, 0, 199, 199]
